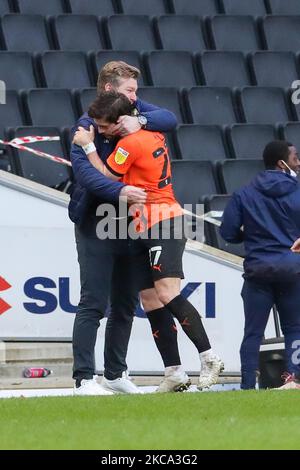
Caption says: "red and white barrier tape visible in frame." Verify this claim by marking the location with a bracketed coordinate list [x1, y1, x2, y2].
[0, 135, 224, 226]
[0, 135, 72, 167]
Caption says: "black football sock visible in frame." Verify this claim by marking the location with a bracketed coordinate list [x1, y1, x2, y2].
[166, 294, 211, 353]
[147, 307, 181, 367]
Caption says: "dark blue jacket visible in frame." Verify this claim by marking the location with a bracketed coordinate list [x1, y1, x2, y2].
[220, 170, 300, 280]
[68, 99, 177, 226]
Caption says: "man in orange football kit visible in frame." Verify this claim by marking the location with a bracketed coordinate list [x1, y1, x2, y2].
[73, 91, 224, 391]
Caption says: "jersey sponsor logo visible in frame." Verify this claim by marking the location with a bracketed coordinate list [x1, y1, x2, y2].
[115, 147, 129, 165]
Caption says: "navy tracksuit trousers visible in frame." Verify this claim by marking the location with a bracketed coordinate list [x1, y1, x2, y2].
[240, 278, 300, 389]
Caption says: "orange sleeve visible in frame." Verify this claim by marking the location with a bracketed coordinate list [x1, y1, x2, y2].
[105, 135, 141, 177]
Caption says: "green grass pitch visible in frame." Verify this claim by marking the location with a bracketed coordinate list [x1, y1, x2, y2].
[0, 391, 299, 450]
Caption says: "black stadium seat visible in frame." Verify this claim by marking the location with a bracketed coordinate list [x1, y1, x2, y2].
[281, 122, 300, 152]
[53, 15, 105, 51]
[155, 15, 207, 52]
[222, 0, 267, 16]
[68, 0, 117, 15]
[171, 160, 219, 206]
[239, 87, 292, 124]
[137, 87, 185, 123]
[267, 0, 300, 15]
[17, 0, 65, 14]
[0, 0, 13, 14]
[76, 88, 97, 115]
[1, 14, 53, 51]
[171, 0, 219, 16]
[209, 15, 261, 51]
[205, 194, 245, 257]
[0, 52, 39, 89]
[227, 124, 278, 159]
[217, 159, 265, 194]
[0, 90, 26, 136]
[120, 0, 168, 15]
[39, 51, 93, 89]
[185, 87, 239, 125]
[250, 52, 299, 88]
[7, 126, 71, 188]
[175, 125, 228, 161]
[25, 89, 77, 127]
[145, 51, 198, 87]
[93, 51, 146, 86]
[198, 51, 251, 87]
[262, 16, 300, 52]
[106, 15, 158, 51]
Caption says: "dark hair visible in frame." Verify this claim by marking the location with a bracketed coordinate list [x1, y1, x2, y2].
[88, 91, 134, 123]
[263, 141, 293, 169]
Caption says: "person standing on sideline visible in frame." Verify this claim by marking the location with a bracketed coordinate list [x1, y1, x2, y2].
[73, 91, 224, 392]
[70, 62, 178, 395]
[220, 141, 300, 390]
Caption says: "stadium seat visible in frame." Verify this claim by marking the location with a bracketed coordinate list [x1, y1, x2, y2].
[120, 0, 169, 15]
[145, 51, 198, 87]
[52, 15, 105, 51]
[0, 0, 14, 14]
[250, 52, 299, 88]
[185, 87, 239, 125]
[209, 15, 261, 51]
[1, 14, 53, 51]
[0, 90, 26, 137]
[7, 126, 71, 189]
[198, 51, 251, 87]
[105, 15, 158, 51]
[76, 88, 97, 115]
[227, 124, 278, 159]
[174, 125, 228, 161]
[0, 155, 10, 171]
[93, 51, 146, 86]
[217, 159, 265, 193]
[25, 89, 77, 127]
[291, 92, 300, 122]
[222, 0, 267, 16]
[262, 16, 300, 52]
[155, 15, 207, 51]
[239, 87, 292, 124]
[0, 52, 40, 89]
[68, 0, 117, 15]
[137, 87, 185, 123]
[17, 0, 66, 14]
[171, 160, 219, 206]
[39, 51, 93, 89]
[205, 194, 245, 257]
[171, 0, 219, 16]
[267, 0, 300, 15]
[281, 122, 300, 152]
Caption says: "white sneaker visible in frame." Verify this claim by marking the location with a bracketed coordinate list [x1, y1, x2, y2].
[198, 355, 224, 390]
[273, 373, 300, 390]
[73, 377, 114, 396]
[101, 371, 143, 394]
[156, 366, 191, 393]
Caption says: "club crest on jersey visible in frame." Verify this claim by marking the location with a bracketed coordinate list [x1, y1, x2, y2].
[115, 147, 129, 165]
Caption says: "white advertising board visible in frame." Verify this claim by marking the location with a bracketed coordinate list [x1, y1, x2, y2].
[1, 171, 277, 373]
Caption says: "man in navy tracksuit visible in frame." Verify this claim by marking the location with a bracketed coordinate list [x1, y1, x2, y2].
[69, 61, 178, 395]
[220, 141, 300, 390]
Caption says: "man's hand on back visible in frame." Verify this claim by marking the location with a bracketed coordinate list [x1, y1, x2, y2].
[120, 186, 147, 204]
[291, 238, 300, 253]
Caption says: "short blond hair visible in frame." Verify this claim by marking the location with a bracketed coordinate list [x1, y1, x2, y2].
[97, 61, 140, 93]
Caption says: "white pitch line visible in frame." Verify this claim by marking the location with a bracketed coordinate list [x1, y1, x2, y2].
[0, 383, 240, 399]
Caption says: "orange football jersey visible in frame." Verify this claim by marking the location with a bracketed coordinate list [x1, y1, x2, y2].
[105, 130, 182, 230]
